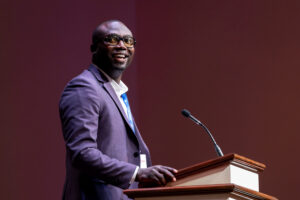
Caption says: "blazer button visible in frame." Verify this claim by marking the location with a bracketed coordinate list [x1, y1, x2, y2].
[133, 152, 139, 157]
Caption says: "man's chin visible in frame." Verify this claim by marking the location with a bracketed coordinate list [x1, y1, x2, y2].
[113, 63, 128, 71]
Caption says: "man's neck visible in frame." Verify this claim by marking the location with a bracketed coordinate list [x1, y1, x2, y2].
[93, 63, 123, 84]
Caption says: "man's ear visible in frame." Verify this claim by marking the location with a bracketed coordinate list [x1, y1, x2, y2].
[90, 44, 97, 52]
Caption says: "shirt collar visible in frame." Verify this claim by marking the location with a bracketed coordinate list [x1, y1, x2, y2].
[92, 64, 128, 96]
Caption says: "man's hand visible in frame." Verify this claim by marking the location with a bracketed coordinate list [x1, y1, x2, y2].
[136, 165, 177, 187]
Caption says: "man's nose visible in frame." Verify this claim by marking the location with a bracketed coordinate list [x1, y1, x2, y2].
[116, 40, 127, 49]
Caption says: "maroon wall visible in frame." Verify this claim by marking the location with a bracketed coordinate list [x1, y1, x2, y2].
[1, 1, 299, 199]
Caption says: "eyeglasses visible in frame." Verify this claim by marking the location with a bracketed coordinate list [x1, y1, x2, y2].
[103, 34, 136, 48]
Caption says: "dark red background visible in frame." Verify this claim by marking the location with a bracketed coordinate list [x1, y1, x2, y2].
[1, 1, 299, 199]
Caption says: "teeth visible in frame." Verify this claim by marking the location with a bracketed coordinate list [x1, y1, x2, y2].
[114, 54, 126, 58]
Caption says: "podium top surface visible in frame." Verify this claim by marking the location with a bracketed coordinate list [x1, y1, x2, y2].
[176, 153, 266, 179]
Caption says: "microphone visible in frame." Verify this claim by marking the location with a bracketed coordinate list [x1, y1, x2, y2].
[181, 109, 224, 157]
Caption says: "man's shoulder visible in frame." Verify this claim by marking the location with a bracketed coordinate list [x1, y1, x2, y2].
[67, 65, 106, 86]
[70, 68, 95, 82]
[59, 68, 102, 107]
[59, 68, 101, 97]
[65, 68, 99, 88]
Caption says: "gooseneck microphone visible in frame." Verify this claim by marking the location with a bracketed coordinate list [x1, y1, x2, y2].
[181, 109, 224, 157]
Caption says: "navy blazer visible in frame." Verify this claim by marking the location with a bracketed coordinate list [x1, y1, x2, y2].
[59, 65, 151, 200]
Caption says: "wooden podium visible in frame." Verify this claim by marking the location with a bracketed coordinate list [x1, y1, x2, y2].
[124, 154, 278, 200]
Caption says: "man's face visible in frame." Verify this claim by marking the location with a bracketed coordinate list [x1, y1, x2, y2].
[94, 22, 135, 71]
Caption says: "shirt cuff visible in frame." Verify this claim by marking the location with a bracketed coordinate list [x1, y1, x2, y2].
[129, 166, 139, 185]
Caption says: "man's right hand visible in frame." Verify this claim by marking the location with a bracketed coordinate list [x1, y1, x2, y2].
[135, 165, 177, 187]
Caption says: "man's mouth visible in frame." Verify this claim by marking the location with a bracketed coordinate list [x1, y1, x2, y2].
[113, 53, 128, 63]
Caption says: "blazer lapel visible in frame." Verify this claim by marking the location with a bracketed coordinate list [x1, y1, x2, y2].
[88, 65, 137, 136]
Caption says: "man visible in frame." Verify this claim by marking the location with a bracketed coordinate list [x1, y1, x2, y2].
[59, 20, 177, 200]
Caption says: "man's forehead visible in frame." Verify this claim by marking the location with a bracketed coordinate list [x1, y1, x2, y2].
[98, 21, 133, 36]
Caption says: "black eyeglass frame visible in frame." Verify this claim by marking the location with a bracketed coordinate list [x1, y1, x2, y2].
[103, 34, 136, 48]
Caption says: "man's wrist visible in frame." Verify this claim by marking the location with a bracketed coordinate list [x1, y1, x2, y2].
[129, 166, 139, 184]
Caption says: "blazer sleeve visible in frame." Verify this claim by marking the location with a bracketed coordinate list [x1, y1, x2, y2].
[59, 76, 137, 189]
